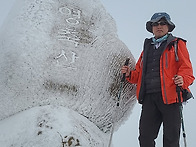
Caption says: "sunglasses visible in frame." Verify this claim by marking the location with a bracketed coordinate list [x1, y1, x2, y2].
[152, 21, 168, 26]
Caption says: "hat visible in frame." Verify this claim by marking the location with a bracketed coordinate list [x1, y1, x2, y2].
[146, 12, 175, 33]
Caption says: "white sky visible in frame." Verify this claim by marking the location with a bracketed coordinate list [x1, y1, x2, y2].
[0, 0, 196, 147]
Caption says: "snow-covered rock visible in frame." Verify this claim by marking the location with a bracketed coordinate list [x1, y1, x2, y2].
[0, 0, 136, 146]
[0, 105, 109, 147]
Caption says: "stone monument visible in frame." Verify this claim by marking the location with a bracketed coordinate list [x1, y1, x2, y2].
[0, 0, 136, 146]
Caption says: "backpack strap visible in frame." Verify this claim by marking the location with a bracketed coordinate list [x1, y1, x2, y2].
[173, 37, 187, 62]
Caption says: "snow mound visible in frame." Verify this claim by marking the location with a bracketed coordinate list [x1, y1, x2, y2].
[0, 105, 109, 147]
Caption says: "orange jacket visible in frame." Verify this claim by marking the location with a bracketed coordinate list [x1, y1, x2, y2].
[127, 34, 195, 104]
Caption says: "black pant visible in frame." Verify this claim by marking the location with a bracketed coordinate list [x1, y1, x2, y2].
[139, 93, 181, 147]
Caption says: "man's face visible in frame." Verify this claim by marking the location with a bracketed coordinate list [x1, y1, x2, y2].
[152, 20, 169, 39]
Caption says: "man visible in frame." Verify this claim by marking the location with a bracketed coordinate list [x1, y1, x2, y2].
[121, 12, 195, 147]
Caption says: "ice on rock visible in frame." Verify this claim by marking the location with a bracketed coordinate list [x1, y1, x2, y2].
[0, 0, 136, 146]
[0, 105, 109, 146]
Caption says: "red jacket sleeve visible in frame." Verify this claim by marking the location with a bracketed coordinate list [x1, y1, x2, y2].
[176, 40, 195, 89]
[126, 52, 143, 84]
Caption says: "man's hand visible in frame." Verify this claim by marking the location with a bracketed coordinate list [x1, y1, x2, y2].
[173, 75, 184, 86]
[121, 66, 131, 77]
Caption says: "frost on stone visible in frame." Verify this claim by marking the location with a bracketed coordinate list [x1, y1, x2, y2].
[0, 106, 108, 147]
[0, 0, 136, 144]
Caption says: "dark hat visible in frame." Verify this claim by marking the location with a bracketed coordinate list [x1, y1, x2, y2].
[146, 12, 175, 33]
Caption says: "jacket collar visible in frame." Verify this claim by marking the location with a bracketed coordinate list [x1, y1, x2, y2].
[145, 33, 177, 51]
[166, 33, 176, 45]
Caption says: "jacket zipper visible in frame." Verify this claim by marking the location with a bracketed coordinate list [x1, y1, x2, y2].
[165, 53, 168, 68]
[161, 55, 168, 104]
[140, 56, 143, 68]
